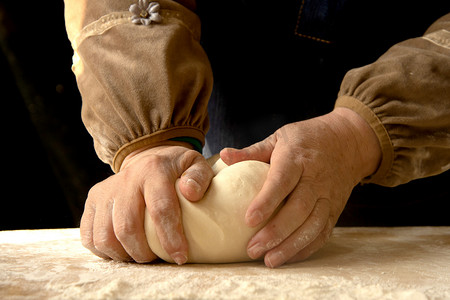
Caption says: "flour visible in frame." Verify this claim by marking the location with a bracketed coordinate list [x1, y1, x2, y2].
[52, 258, 446, 300]
[1, 228, 449, 300]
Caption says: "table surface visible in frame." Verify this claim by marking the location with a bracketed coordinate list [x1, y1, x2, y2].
[0, 227, 449, 300]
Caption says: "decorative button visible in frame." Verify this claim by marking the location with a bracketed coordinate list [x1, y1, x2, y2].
[129, 0, 162, 25]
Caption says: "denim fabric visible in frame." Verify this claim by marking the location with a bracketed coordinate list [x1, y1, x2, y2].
[294, 0, 349, 43]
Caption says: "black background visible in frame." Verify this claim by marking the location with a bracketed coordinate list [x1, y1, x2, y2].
[0, 1, 111, 229]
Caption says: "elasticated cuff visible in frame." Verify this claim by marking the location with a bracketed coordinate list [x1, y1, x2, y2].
[334, 95, 394, 184]
[113, 126, 205, 173]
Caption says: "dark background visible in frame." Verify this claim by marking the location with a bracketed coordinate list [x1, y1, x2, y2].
[0, 1, 111, 229]
[198, 0, 450, 227]
[1, 1, 449, 230]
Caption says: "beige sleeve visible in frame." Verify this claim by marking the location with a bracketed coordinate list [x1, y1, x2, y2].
[64, 0, 212, 172]
[335, 13, 450, 187]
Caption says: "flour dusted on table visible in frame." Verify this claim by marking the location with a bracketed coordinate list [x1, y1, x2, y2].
[1, 228, 449, 299]
[144, 158, 271, 263]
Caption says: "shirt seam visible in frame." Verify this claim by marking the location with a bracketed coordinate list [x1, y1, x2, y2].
[294, 0, 333, 44]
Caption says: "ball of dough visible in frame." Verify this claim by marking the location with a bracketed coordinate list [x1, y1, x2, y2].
[144, 158, 270, 263]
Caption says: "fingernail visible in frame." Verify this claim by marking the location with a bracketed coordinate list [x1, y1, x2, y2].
[247, 210, 264, 227]
[185, 178, 201, 193]
[266, 251, 285, 268]
[172, 252, 188, 265]
[248, 243, 266, 259]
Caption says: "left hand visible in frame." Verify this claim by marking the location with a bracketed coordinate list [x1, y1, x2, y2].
[220, 108, 381, 268]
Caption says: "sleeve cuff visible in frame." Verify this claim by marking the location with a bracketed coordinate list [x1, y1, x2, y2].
[334, 95, 394, 185]
[112, 126, 205, 173]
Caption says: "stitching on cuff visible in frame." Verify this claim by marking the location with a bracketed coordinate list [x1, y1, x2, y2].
[72, 8, 199, 50]
[422, 29, 450, 50]
[72, 12, 131, 50]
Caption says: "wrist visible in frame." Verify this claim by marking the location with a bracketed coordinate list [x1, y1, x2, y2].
[121, 140, 195, 171]
[328, 107, 382, 182]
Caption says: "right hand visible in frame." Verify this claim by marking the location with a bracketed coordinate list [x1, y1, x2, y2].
[80, 141, 214, 264]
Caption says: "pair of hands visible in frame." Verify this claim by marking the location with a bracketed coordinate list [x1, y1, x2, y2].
[80, 108, 381, 267]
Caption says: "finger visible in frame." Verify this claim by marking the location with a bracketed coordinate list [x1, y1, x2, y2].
[112, 191, 157, 263]
[79, 201, 110, 260]
[178, 155, 214, 202]
[263, 198, 331, 268]
[92, 199, 132, 261]
[286, 218, 335, 263]
[145, 174, 188, 265]
[245, 149, 304, 227]
[247, 185, 317, 259]
[220, 134, 276, 165]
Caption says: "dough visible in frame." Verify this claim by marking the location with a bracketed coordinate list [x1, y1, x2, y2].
[144, 157, 271, 263]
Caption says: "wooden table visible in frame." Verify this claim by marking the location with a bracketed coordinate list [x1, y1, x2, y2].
[1, 227, 449, 299]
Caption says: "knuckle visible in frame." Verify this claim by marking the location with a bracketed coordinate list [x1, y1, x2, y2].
[270, 169, 286, 187]
[180, 149, 205, 170]
[114, 219, 137, 242]
[93, 232, 115, 252]
[86, 177, 115, 203]
[270, 171, 297, 199]
[184, 148, 202, 160]
[146, 153, 166, 167]
[149, 198, 174, 223]
[264, 222, 287, 243]
[292, 187, 317, 213]
[276, 125, 291, 143]
[136, 154, 167, 174]
[86, 183, 102, 201]
[292, 198, 310, 215]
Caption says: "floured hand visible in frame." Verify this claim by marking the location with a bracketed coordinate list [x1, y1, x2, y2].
[80, 141, 214, 264]
[220, 108, 381, 268]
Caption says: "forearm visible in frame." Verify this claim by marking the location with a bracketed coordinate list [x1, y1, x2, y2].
[335, 13, 450, 186]
[64, 0, 212, 172]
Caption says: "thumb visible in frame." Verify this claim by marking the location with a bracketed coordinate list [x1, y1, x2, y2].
[178, 156, 214, 202]
[220, 134, 276, 165]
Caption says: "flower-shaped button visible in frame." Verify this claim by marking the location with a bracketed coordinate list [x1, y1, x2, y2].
[130, 0, 162, 25]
